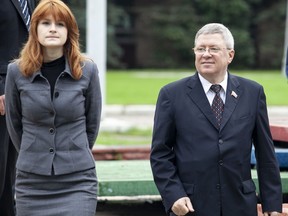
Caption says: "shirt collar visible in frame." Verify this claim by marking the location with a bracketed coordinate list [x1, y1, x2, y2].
[28, 57, 73, 82]
[198, 72, 228, 94]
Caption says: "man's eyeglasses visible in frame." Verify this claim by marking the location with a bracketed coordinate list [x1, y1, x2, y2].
[193, 47, 231, 55]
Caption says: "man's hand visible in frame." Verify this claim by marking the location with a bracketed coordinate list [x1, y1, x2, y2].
[263, 212, 280, 216]
[0, 94, 5, 116]
[171, 197, 194, 216]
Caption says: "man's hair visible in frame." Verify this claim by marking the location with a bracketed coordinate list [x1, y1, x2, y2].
[195, 23, 234, 49]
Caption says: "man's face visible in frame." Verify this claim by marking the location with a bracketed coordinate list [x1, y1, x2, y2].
[194, 33, 234, 81]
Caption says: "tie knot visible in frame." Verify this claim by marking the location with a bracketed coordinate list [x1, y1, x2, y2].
[210, 84, 222, 94]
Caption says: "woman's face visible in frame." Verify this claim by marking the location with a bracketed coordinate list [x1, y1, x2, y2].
[37, 14, 68, 50]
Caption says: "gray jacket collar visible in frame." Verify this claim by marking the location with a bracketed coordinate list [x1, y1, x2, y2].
[28, 57, 73, 82]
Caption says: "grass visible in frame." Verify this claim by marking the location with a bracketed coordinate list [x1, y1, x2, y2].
[97, 69, 288, 146]
[233, 70, 288, 106]
[106, 70, 184, 105]
[106, 69, 288, 105]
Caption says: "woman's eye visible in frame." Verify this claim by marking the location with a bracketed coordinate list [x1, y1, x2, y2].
[57, 22, 65, 27]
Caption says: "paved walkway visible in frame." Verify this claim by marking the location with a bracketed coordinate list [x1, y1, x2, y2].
[100, 105, 155, 132]
[100, 105, 288, 132]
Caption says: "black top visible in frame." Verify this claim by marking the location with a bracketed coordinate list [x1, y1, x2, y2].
[41, 55, 65, 99]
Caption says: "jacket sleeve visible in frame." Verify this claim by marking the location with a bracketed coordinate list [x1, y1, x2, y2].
[5, 63, 22, 152]
[84, 61, 102, 149]
[253, 86, 282, 212]
[0, 74, 4, 95]
[150, 87, 187, 214]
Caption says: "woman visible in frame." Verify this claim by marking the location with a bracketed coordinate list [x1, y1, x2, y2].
[5, 0, 101, 215]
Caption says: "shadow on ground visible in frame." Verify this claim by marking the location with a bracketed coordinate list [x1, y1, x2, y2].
[96, 201, 166, 216]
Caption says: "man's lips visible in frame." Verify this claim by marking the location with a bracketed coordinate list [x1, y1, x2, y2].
[201, 62, 214, 64]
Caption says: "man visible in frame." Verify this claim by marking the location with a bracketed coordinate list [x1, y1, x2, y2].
[150, 23, 282, 216]
[0, 0, 36, 215]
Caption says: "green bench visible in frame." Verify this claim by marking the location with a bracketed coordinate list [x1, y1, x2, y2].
[96, 160, 159, 198]
[96, 160, 288, 198]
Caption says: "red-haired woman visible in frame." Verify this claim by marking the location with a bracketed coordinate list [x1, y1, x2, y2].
[5, 0, 101, 215]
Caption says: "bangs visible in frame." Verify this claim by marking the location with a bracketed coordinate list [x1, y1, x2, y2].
[36, 2, 70, 24]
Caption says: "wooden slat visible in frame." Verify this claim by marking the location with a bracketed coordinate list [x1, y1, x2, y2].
[270, 124, 288, 142]
[96, 160, 158, 197]
[96, 160, 288, 197]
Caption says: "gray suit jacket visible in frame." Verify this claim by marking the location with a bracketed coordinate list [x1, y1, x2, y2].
[5, 59, 102, 176]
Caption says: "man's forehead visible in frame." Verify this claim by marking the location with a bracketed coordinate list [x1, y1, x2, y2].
[195, 34, 225, 45]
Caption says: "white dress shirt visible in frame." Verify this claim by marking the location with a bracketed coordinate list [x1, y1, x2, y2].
[198, 72, 228, 106]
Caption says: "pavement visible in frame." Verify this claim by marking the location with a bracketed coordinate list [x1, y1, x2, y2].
[100, 105, 288, 132]
[100, 105, 155, 132]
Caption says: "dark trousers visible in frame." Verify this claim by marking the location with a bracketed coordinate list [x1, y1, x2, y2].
[0, 116, 17, 216]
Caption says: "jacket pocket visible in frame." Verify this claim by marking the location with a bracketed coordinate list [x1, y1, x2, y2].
[242, 179, 256, 194]
[182, 182, 195, 196]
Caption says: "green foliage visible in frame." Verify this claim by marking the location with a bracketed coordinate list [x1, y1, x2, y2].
[252, 1, 286, 68]
[107, 0, 286, 69]
[63, 0, 87, 51]
[230, 29, 255, 69]
[194, 0, 250, 25]
[143, 4, 198, 68]
[64, 0, 287, 69]
[107, 2, 130, 68]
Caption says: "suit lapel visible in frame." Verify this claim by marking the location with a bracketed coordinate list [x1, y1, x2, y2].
[10, 0, 34, 30]
[27, 0, 36, 12]
[186, 73, 242, 131]
[186, 73, 219, 129]
[220, 74, 241, 131]
[10, 0, 26, 24]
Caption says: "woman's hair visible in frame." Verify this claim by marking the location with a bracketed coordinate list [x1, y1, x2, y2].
[194, 23, 234, 49]
[18, 0, 85, 79]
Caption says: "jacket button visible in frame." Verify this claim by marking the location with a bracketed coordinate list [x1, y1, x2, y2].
[49, 128, 55, 134]
[216, 184, 221, 189]
[219, 160, 223, 165]
[49, 148, 54, 154]
[219, 139, 223, 144]
[54, 92, 59, 98]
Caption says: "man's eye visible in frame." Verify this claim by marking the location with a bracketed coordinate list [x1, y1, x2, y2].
[197, 48, 206, 52]
[210, 48, 219, 51]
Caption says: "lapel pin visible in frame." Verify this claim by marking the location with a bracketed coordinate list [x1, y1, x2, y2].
[231, 91, 238, 98]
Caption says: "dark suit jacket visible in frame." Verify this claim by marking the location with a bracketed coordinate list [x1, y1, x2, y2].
[286, 47, 288, 78]
[0, 0, 36, 94]
[150, 72, 282, 216]
[0, 1, 36, 215]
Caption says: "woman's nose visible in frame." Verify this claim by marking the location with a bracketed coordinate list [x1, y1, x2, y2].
[49, 23, 56, 32]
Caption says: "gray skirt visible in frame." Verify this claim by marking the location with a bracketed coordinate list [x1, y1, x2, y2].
[15, 168, 97, 216]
